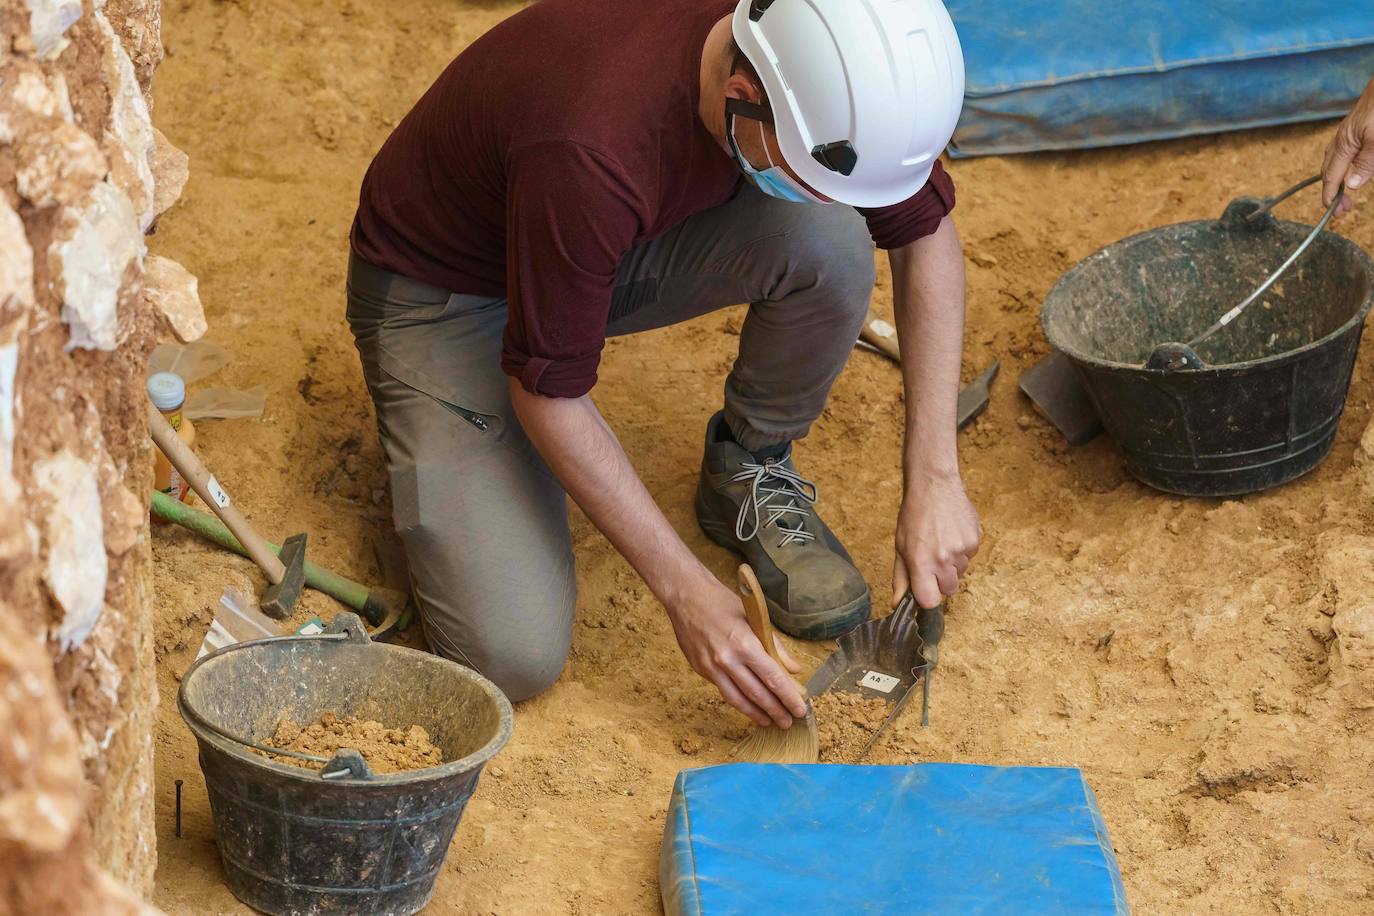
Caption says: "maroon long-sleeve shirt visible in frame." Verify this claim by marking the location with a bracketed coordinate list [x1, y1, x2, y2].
[351, 0, 955, 398]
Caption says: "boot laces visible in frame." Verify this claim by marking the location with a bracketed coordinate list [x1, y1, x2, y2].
[731, 459, 819, 547]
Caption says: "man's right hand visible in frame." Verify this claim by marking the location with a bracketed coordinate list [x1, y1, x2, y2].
[665, 579, 808, 729]
[1323, 76, 1374, 217]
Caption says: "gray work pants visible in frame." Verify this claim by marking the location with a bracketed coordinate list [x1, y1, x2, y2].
[346, 183, 875, 701]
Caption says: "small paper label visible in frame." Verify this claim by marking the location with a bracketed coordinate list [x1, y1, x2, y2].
[206, 475, 230, 508]
[860, 670, 900, 693]
[869, 318, 896, 338]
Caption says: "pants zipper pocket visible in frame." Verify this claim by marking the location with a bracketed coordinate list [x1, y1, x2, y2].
[441, 401, 491, 432]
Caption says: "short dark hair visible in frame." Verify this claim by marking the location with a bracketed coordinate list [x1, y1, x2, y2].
[729, 39, 772, 113]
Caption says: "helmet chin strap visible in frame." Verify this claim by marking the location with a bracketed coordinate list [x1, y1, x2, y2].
[726, 95, 829, 205]
[757, 121, 778, 170]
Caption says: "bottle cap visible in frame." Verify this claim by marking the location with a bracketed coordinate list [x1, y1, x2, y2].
[147, 372, 187, 411]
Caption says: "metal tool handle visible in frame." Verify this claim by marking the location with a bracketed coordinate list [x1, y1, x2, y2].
[1189, 175, 1344, 347]
[914, 600, 944, 728]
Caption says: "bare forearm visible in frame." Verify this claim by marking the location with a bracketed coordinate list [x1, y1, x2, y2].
[889, 216, 966, 478]
[508, 381, 713, 606]
[885, 216, 980, 607]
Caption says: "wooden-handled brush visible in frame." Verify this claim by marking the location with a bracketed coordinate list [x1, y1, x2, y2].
[732, 564, 818, 764]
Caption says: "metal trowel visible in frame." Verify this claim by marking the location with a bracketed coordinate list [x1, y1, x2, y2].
[806, 593, 946, 760]
[854, 308, 1000, 432]
[1019, 352, 1103, 445]
[956, 358, 999, 430]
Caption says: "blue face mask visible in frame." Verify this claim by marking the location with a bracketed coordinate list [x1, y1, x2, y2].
[745, 159, 815, 203]
[727, 108, 827, 205]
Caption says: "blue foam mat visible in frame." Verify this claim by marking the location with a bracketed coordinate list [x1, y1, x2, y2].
[660, 763, 1128, 915]
[946, 1, 1374, 156]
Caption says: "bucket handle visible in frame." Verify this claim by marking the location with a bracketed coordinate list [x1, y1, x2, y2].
[1189, 175, 1344, 347]
[182, 613, 378, 780]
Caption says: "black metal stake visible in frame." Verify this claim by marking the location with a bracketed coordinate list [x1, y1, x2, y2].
[175, 779, 183, 838]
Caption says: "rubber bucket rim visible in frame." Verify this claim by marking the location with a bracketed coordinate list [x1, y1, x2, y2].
[178, 633, 514, 786]
[1041, 216, 1374, 374]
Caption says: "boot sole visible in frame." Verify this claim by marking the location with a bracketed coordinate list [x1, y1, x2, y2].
[696, 496, 872, 641]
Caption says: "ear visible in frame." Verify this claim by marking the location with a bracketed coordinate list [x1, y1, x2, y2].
[723, 71, 762, 104]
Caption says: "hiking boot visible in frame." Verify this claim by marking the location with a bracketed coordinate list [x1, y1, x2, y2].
[694, 411, 871, 640]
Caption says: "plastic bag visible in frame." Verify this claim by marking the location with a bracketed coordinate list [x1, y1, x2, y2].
[196, 587, 281, 659]
[184, 386, 267, 420]
[149, 340, 232, 384]
[148, 340, 265, 420]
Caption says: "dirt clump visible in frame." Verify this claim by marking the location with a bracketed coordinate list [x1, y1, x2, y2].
[263, 711, 442, 774]
[814, 691, 895, 763]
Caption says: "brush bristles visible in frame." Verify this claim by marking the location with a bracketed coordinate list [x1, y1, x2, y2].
[732, 706, 818, 764]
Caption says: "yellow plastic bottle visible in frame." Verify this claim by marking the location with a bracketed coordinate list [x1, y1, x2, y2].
[148, 371, 196, 506]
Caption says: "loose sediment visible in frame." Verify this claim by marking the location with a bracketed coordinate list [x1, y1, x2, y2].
[814, 691, 895, 763]
[262, 711, 444, 774]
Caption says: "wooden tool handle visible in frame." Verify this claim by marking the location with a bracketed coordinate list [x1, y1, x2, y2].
[147, 401, 286, 584]
[737, 564, 784, 666]
[859, 307, 901, 363]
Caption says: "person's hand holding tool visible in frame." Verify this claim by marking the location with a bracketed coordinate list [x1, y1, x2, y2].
[665, 580, 807, 729]
[893, 469, 981, 610]
[1323, 76, 1374, 217]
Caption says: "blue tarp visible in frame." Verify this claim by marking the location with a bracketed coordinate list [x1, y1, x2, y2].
[946, 1, 1374, 157]
[660, 763, 1129, 915]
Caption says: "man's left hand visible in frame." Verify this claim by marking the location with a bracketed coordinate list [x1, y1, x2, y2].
[892, 469, 981, 609]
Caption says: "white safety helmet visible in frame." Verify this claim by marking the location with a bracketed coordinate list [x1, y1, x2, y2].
[732, 0, 965, 208]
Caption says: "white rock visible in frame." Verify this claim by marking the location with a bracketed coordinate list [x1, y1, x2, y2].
[95, 11, 155, 228]
[0, 200, 33, 479]
[142, 255, 205, 341]
[34, 451, 107, 652]
[47, 72, 75, 122]
[54, 181, 145, 351]
[150, 127, 190, 218]
[12, 70, 60, 117]
[8, 68, 76, 124]
[0, 198, 35, 310]
[15, 121, 107, 209]
[0, 344, 17, 481]
[25, 0, 83, 60]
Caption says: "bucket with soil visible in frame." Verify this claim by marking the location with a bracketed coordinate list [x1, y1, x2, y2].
[178, 613, 513, 915]
[1042, 179, 1374, 496]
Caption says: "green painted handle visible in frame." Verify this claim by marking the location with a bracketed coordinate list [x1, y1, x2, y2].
[150, 489, 402, 626]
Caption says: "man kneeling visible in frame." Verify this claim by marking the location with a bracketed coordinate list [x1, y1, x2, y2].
[346, 0, 980, 729]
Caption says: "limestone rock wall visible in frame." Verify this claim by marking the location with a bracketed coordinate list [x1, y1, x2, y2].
[1, 0, 199, 909]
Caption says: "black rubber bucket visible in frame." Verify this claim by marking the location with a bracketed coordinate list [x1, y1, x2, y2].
[179, 614, 513, 915]
[1042, 196, 1374, 496]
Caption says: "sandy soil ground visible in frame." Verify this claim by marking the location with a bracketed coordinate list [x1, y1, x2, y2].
[146, 1, 1374, 913]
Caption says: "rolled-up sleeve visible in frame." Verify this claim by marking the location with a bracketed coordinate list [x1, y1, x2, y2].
[856, 159, 956, 250]
[500, 141, 643, 398]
